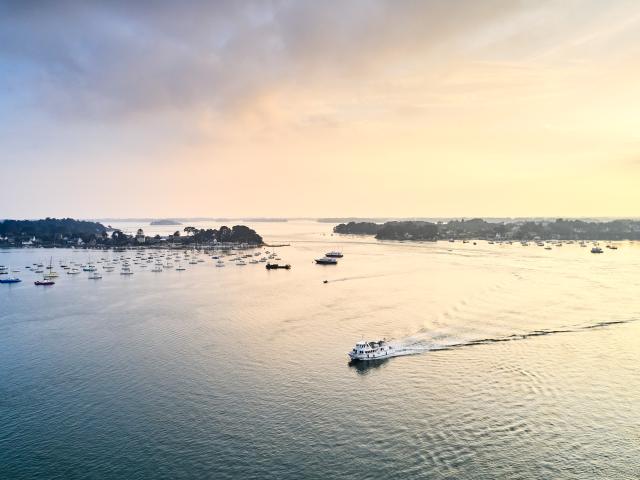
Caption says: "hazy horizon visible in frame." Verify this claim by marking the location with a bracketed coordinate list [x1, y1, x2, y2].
[4, 215, 640, 223]
[2, 1, 640, 218]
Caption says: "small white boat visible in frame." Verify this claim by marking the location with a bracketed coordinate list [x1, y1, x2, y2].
[88, 272, 102, 279]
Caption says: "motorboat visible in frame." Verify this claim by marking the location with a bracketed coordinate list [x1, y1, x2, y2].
[325, 251, 343, 258]
[591, 247, 603, 254]
[315, 257, 337, 265]
[347, 340, 410, 361]
[34, 279, 55, 286]
[0, 275, 21, 284]
[88, 272, 103, 279]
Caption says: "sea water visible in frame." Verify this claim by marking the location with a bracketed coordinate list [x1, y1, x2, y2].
[1, 221, 639, 479]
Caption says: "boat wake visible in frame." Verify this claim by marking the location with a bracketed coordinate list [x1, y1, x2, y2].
[397, 318, 639, 355]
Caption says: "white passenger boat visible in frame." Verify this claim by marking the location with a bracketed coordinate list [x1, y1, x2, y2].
[348, 339, 412, 361]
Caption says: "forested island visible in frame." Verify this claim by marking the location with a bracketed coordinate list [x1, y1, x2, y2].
[334, 218, 640, 241]
[0, 218, 263, 248]
[150, 219, 182, 225]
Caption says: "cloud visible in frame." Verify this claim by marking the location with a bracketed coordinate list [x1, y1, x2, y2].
[0, 0, 528, 122]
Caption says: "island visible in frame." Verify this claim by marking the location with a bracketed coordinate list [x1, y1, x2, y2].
[334, 218, 640, 241]
[150, 219, 182, 226]
[0, 218, 263, 248]
[333, 221, 383, 235]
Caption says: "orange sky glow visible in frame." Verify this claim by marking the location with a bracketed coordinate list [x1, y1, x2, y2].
[2, 1, 640, 218]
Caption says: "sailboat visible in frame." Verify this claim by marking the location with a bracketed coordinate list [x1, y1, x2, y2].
[120, 265, 134, 275]
[35, 258, 55, 285]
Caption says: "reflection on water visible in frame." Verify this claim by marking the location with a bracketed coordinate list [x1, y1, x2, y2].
[1, 220, 639, 479]
[348, 358, 390, 374]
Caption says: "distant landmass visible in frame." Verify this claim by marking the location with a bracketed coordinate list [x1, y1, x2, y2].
[0, 218, 263, 247]
[96, 217, 289, 223]
[0, 217, 106, 241]
[333, 221, 380, 235]
[150, 219, 182, 225]
[334, 218, 640, 241]
[240, 218, 288, 223]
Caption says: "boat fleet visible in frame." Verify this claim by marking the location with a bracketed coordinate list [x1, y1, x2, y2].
[0, 236, 621, 290]
[439, 238, 626, 254]
[0, 246, 301, 287]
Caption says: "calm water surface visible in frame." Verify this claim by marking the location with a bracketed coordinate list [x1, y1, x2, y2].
[1, 221, 639, 479]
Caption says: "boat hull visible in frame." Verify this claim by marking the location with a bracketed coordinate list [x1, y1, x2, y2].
[347, 350, 410, 361]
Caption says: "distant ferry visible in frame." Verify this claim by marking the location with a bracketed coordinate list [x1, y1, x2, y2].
[348, 339, 410, 361]
[315, 257, 338, 265]
[325, 251, 343, 258]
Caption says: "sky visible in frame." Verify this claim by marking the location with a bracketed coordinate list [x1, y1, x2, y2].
[1, 0, 640, 219]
